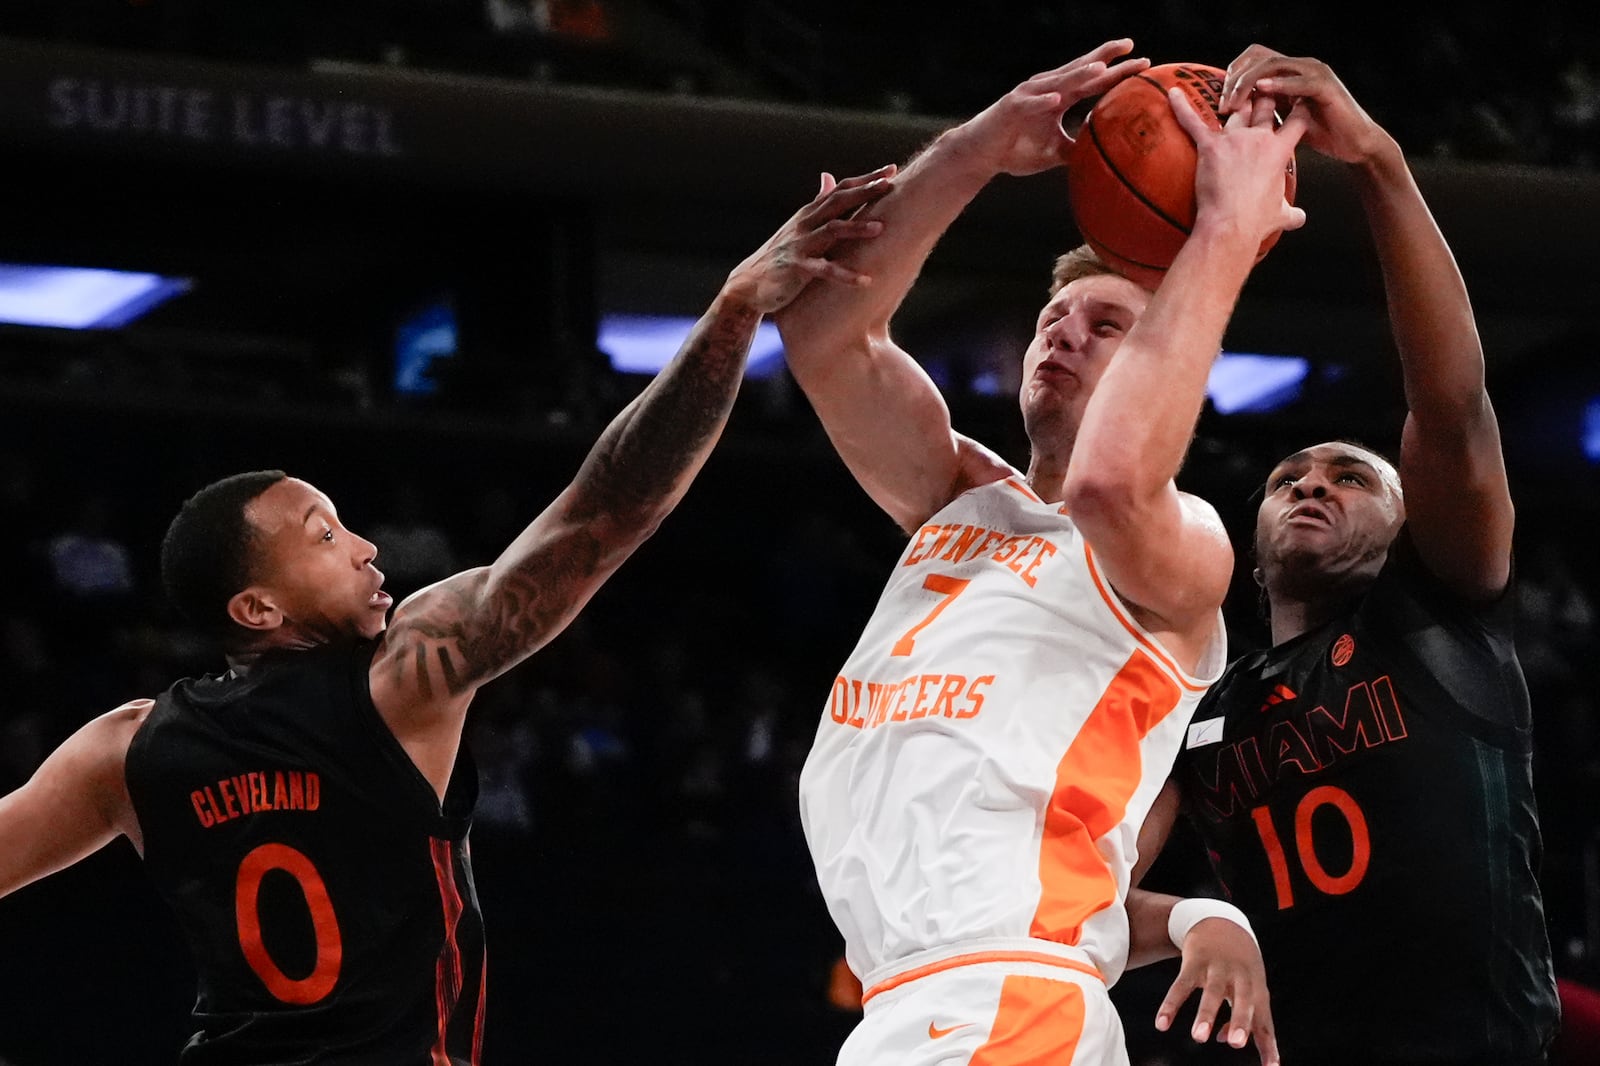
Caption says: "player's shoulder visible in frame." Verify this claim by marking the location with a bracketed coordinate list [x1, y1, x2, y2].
[88, 698, 157, 755]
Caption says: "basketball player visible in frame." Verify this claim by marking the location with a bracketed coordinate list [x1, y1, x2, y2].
[1144, 47, 1561, 1065]
[0, 167, 894, 1064]
[775, 40, 1305, 1066]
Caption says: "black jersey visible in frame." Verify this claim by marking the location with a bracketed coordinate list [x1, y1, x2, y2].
[1171, 533, 1558, 1066]
[125, 640, 485, 1066]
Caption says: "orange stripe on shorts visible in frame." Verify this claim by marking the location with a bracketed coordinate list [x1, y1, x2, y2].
[1029, 648, 1182, 943]
[968, 974, 1088, 1065]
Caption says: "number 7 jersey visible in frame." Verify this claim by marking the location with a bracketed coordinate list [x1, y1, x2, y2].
[799, 477, 1225, 985]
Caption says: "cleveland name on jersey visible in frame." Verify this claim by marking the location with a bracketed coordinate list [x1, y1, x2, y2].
[126, 640, 485, 1065]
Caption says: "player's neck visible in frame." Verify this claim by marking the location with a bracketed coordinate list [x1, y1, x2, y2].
[1024, 450, 1072, 504]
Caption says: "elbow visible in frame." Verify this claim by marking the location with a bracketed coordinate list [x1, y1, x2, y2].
[1062, 470, 1142, 528]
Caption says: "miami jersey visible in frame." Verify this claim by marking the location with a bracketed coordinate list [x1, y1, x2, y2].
[799, 477, 1225, 986]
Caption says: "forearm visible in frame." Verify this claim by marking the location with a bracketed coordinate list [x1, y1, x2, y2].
[1070, 221, 1256, 500]
[1353, 136, 1489, 420]
[1126, 888, 1183, 969]
[779, 128, 993, 364]
[567, 289, 757, 531]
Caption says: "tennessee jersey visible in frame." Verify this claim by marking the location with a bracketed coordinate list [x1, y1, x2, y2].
[799, 477, 1225, 988]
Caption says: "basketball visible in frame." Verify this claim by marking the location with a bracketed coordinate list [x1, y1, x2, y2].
[1066, 62, 1297, 290]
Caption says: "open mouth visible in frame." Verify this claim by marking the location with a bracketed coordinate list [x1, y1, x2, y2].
[370, 590, 393, 609]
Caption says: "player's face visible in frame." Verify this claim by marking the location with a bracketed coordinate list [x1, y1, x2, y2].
[1019, 273, 1149, 443]
[1254, 443, 1404, 596]
[240, 478, 392, 644]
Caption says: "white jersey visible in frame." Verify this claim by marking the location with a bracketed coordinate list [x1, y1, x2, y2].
[799, 477, 1225, 987]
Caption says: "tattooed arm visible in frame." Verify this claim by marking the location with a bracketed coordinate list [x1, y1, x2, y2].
[368, 168, 895, 794]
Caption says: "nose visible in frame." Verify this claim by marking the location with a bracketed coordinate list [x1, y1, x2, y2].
[353, 533, 378, 567]
[1045, 314, 1083, 354]
[1289, 473, 1329, 499]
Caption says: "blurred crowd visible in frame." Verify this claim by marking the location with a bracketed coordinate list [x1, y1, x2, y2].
[4, 0, 1598, 169]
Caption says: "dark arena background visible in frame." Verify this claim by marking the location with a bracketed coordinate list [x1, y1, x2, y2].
[1, 3, 1597, 1064]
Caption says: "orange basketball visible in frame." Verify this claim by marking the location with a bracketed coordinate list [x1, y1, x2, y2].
[1066, 62, 1297, 290]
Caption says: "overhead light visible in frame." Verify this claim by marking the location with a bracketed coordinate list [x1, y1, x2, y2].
[0, 263, 192, 329]
[1207, 352, 1311, 414]
[598, 313, 785, 378]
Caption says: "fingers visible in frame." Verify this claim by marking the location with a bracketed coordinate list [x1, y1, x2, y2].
[801, 257, 873, 289]
[1254, 1011, 1281, 1066]
[1167, 87, 1212, 141]
[1190, 980, 1226, 1044]
[1222, 44, 1288, 111]
[806, 168, 896, 221]
[828, 163, 897, 190]
[1154, 970, 1198, 1033]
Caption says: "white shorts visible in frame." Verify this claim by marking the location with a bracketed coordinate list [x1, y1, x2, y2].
[838, 940, 1129, 1066]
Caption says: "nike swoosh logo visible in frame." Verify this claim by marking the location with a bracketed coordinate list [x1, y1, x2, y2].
[928, 1021, 973, 1039]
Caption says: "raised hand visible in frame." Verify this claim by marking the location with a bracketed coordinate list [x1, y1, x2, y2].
[1155, 917, 1280, 1066]
[948, 39, 1150, 178]
[1221, 45, 1390, 165]
[1171, 82, 1307, 247]
[723, 164, 897, 315]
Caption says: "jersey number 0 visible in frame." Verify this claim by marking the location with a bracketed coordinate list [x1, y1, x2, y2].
[234, 842, 345, 1004]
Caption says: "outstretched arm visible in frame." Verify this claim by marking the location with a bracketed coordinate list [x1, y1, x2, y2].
[1224, 47, 1513, 600]
[776, 41, 1149, 531]
[1063, 90, 1306, 635]
[369, 171, 894, 780]
[0, 700, 149, 900]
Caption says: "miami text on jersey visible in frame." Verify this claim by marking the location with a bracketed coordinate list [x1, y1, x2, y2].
[1192, 675, 1408, 819]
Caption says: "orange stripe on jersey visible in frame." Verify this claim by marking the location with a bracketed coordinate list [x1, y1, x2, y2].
[1030, 649, 1183, 943]
[429, 839, 465, 1066]
[1003, 478, 1043, 503]
[968, 974, 1088, 1065]
[860, 950, 1103, 1006]
[1082, 542, 1209, 692]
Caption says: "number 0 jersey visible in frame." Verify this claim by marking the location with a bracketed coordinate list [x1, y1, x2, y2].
[125, 640, 485, 1066]
[1171, 532, 1559, 1065]
[799, 477, 1225, 985]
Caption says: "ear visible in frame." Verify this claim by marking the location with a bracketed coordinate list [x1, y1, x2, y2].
[1252, 566, 1266, 589]
[227, 587, 284, 632]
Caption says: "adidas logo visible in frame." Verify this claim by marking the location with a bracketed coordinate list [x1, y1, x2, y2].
[1259, 684, 1297, 713]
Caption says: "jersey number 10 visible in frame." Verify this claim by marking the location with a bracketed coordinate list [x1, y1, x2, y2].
[1250, 785, 1371, 910]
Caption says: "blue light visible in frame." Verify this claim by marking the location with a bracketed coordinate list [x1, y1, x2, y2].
[1207, 352, 1311, 414]
[1583, 396, 1600, 463]
[598, 314, 785, 378]
[0, 263, 191, 329]
[394, 299, 459, 396]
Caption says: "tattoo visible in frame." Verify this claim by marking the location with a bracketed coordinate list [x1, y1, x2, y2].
[385, 301, 758, 698]
[569, 302, 758, 524]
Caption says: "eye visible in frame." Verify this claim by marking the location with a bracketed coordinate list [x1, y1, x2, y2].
[321, 529, 336, 543]
[1092, 319, 1121, 336]
[1270, 475, 1295, 490]
[1337, 472, 1365, 485]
